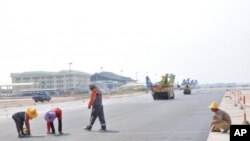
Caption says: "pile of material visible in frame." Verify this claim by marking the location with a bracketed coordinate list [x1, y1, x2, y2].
[152, 73, 175, 92]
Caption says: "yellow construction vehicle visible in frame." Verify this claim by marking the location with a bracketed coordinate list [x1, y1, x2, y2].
[146, 73, 175, 100]
[183, 84, 191, 94]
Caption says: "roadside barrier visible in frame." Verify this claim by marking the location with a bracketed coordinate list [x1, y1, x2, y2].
[233, 91, 238, 106]
[242, 96, 250, 125]
[240, 95, 244, 110]
[237, 91, 240, 104]
[4, 103, 8, 117]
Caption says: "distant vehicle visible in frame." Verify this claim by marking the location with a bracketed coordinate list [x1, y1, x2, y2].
[183, 84, 191, 95]
[146, 74, 175, 100]
[32, 91, 51, 102]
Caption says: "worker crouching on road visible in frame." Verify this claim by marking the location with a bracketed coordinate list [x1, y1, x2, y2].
[209, 101, 231, 133]
[44, 107, 63, 134]
[84, 84, 106, 131]
[12, 107, 38, 138]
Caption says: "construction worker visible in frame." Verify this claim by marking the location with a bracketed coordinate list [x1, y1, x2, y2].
[84, 84, 106, 131]
[209, 101, 232, 133]
[12, 107, 38, 138]
[44, 107, 63, 134]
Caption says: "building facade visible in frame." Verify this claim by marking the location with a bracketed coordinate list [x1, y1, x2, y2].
[10, 70, 91, 95]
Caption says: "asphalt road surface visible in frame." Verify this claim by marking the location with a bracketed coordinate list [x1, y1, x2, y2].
[0, 88, 225, 141]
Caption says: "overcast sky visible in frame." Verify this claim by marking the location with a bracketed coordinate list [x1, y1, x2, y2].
[0, 0, 250, 84]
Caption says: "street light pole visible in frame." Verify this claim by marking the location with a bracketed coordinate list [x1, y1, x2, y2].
[69, 63, 72, 70]
[155, 73, 157, 83]
[136, 72, 137, 82]
[95, 72, 97, 81]
[69, 62, 72, 94]
[120, 69, 123, 84]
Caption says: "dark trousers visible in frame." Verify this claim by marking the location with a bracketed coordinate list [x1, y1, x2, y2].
[50, 118, 62, 133]
[12, 116, 24, 135]
[89, 105, 106, 129]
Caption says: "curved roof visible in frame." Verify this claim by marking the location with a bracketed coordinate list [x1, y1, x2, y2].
[90, 71, 134, 82]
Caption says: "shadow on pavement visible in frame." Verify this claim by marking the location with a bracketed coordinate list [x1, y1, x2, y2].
[83, 129, 119, 133]
[19, 135, 45, 138]
[102, 130, 119, 133]
[54, 133, 71, 136]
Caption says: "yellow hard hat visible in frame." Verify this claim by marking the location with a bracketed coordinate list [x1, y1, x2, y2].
[23, 128, 29, 135]
[26, 107, 38, 119]
[209, 102, 218, 109]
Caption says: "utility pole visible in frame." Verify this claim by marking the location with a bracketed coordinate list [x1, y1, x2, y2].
[69, 62, 72, 94]
[155, 73, 157, 83]
[120, 69, 123, 84]
[136, 72, 137, 82]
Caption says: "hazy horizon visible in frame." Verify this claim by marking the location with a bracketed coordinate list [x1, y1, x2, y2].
[1, 0, 250, 84]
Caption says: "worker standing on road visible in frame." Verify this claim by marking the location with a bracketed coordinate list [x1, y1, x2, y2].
[209, 101, 232, 133]
[44, 107, 63, 135]
[12, 107, 38, 138]
[84, 84, 106, 131]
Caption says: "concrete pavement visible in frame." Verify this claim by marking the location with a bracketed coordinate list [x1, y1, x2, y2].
[0, 89, 219, 141]
[207, 89, 250, 141]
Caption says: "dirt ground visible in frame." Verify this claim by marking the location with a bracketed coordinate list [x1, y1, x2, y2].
[0, 94, 87, 109]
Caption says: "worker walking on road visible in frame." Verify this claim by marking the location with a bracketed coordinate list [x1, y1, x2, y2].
[209, 101, 232, 133]
[44, 107, 63, 134]
[84, 84, 106, 131]
[12, 107, 38, 138]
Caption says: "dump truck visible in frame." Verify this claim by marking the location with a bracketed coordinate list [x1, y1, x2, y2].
[146, 73, 175, 100]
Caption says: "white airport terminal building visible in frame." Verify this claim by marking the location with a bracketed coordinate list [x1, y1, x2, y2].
[3, 70, 91, 95]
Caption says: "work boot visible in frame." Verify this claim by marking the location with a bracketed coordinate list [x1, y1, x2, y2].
[21, 130, 26, 136]
[18, 133, 24, 138]
[18, 135, 24, 138]
[222, 128, 230, 133]
[99, 125, 106, 131]
[84, 125, 92, 131]
[211, 128, 220, 132]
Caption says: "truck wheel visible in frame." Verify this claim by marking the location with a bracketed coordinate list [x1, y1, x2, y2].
[153, 95, 156, 100]
[171, 93, 175, 99]
[156, 94, 160, 100]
